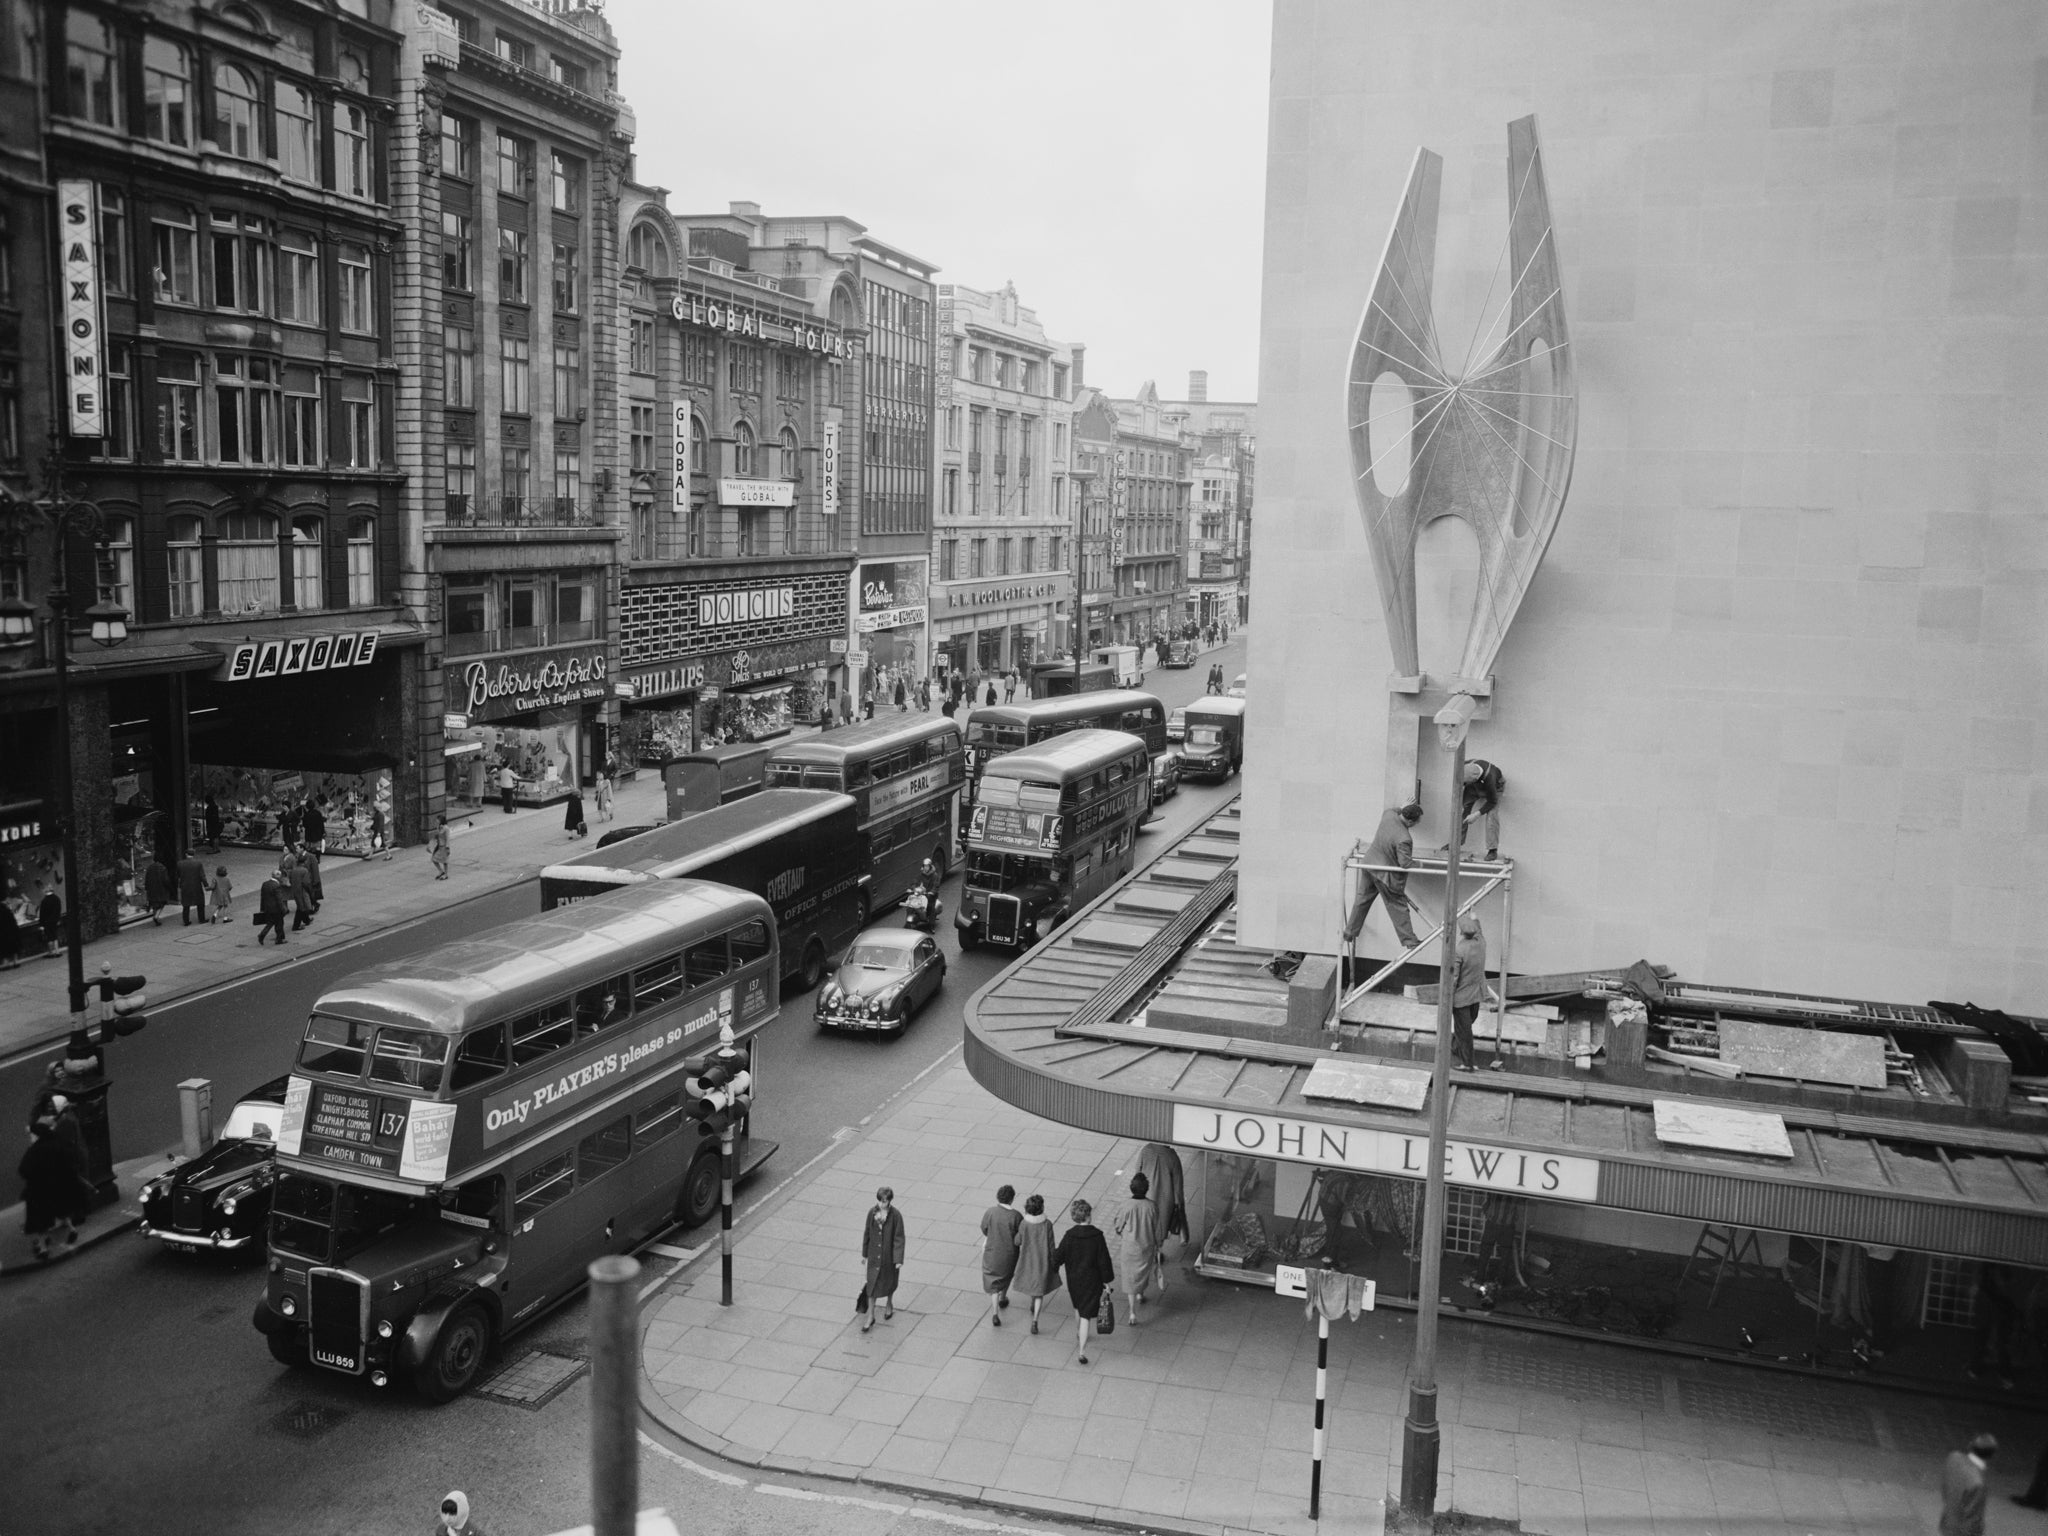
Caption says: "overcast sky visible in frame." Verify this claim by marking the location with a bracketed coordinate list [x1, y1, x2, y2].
[611, 0, 1272, 403]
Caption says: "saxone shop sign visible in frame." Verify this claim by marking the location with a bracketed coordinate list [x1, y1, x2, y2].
[453, 642, 610, 721]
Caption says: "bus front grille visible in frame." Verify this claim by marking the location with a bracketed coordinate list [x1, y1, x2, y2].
[986, 895, 1023, 947]
[307, 1269, 368, 1375]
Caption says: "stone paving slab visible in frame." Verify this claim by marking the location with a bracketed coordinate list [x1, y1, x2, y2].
[642, 1057, 2048, 1536]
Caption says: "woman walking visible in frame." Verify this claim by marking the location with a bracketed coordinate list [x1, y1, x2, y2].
[1012, 1194, 1059, 1334]
[594, 767, 615, 823]
[18, 1111, 91, 1261]
[142, 856, 172, 925]
[859, 1186, 905, 1333]
[37, 890, 62, 957]
[563, 785, 588, 840]
[1052, 1198, 1114, 1364]
[202, 795, 224, 852]
[1113, 1171, 1163, 1326]
[429, 819, 451, 880]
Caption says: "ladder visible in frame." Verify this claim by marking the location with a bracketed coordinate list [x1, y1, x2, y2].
[1679, 1224, 1768, 1308]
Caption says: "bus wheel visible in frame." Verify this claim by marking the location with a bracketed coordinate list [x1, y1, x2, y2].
[958, 927, 979, 952]
[266, 1327, 307, 1368]
[414, 1302, 492, 1404]
[678, 1152, 721, 1227]
[798, 937, 827, 992]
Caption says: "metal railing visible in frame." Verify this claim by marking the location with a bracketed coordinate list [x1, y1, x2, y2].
[443, 495, 602, 529]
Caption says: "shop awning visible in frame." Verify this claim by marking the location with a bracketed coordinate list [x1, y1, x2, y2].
[964, 802, 2048, 1268]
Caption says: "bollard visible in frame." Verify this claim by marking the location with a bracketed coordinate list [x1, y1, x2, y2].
[178, 1078, 214, 1159]
[588, 1254, 641, 1536]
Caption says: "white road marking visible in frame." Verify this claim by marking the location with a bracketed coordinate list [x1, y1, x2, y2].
[638, 1430, 748, 1487]
[755, 1485, 907, 1513]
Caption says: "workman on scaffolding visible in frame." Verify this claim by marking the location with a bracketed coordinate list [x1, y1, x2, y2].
[1438, 758, 1505, 862]
[1344, 803, 1424, 959]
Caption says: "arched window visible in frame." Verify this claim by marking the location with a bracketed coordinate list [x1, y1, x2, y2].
[778, 426, 799, 480]
[291, 517, 324, 611]
[167, 515, 205, 618]
[217, 511, 279, 614]
[213, 63, 260, 160]
[689, 415, 708, 477]
[143, 39, 191, 146]
[275, 81, 315, 181]
[627, 223, 668, 277]
[732, 421, 755, 477]
[346, 517, 376, 606]
[100, 517, 135, 616]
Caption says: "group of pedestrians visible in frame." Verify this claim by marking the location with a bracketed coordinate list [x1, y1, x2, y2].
[860, 1145, 1188, 1367]
[253, 840, 323, 946]
[16, 1089, 91, 1262]
[0, 890, 65, 969]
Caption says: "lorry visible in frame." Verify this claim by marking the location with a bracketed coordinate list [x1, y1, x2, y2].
[1178, 695, 1247, 782]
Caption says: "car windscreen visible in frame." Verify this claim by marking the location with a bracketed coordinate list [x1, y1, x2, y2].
[847, 944, 908, 969]
[1187, 726, 1223, 747]
[220, 1100, 282, 1142]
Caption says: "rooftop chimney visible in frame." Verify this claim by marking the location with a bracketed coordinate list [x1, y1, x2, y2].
[1188, 370, 1208, 402]
[729, 201, 761, 218]
[1071, 345, 1086, 390]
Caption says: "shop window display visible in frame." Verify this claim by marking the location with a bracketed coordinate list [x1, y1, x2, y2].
[2, 842, 69, 952]
[622, 707, 695, 769]
[445, 720, 580, 806]
[702, 682, 792, 746]
[187, 765, 395, 857]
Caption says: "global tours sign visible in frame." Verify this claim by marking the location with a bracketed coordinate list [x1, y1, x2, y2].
[1169, 1103, 1600, 1203]
[670, 292, 850, 358]
[452, 642, 610, 722]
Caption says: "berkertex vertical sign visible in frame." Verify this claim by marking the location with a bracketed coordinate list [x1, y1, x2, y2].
[670, 399, 691, 511]
[57, 180, 105, 438]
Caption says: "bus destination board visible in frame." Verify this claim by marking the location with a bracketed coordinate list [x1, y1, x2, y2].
[970, 803, 1061, 852]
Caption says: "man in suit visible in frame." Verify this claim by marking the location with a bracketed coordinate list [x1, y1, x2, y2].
[1942, 1433, 1997, 1536]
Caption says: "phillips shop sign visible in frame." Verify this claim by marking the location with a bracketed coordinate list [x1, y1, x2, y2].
[452, 643, 610, 721]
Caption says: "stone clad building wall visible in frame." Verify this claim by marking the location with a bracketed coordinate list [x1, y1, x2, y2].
[1240, 0, 2047, 1009]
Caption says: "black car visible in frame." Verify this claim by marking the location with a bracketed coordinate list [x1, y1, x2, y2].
[815, 928, 946, 1035]
[138, 1076, 290, 1254]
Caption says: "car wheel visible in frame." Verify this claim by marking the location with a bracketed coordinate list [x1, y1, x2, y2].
[798, 937, 827, 992]
[890, 1001, 912, 1039]
[266, 1326, 307, 1368]
[414, 1301, 492, 1404]
[678, 1149, 721, 1227]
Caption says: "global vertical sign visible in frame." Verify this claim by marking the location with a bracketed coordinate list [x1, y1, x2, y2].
[57, 181, 105, 438]
[670, 399, 691, 511]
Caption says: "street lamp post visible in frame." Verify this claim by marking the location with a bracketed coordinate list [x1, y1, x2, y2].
[0, 443, 132, 1102]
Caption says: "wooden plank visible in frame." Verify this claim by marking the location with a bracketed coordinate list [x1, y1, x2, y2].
[1414, 966, 1644, 1003]
[1652, 1099, 1795, 1159]
[1718, 1020, 1888, 1090]
[1340, 991, 1547, 1044]
[1303, 1057, 1431, 1112]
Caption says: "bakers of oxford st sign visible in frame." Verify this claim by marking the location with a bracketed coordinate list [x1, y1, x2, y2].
[456, 644, 610, 721]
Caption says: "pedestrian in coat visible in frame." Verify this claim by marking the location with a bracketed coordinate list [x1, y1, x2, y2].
[284, 857, 315, 932]
[498, 761, 518, 814]
[280, 800, 304, 849]
[176, 852, 208, 926]
[1941, 1434, 1997, 1536]
[594, 770, 614, 823]
[1343, 804, 1424, 955]
[142, 857, 173, 925]
[255, 874, 287, 945]
[302, 799, 327, 853]
[370, 805, 393, 860]
[1011, 1193, 1059, 1334]
[1113, 1171, 1163, 1326]
[37, 891, 62, 956]
[0, 900, 20, 969]
[859, 1186, 905, 1333]
[19, 1113, 90, 1260]
[861, 688, 876, 720]
[980, 1184, 1022, 1327]
[202, 795, 224, 851]
[436, 1489, 489, 1536]
[212, 867, 233, 922]
[1135, 1142, 1187, 1244]
[563, 787, 588, 839]
[1053, 1198, 1114, 1364]
[302, 844, 324, 907]
[984, 681, 998, 706]
[893, 676, 907, 712]
[1002, 671, 1016, 702]
[429, 820, 451, 880]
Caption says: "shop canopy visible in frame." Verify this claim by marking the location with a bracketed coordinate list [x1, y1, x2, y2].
[964, 802, 2048, 1268]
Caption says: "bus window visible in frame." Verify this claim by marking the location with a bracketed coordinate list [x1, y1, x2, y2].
[728, 920, 770, 967]
[513, 1153, 575, 1222]
[684, 936, 728, 987]
[1017, 779, 1062, 812]
[845, 761, 873, 791]
[634, 955, 685, 1008]
[575, 976, 631, 1035]
[763, 764, 806, 788]
[577, 1116, 631, 1182]
[299, 1015, 373, 1078]
[633, 1092, 684, 1144]
[512, 1000, 575, 1066]
[369, 1026, 451, 1091]
[450, 1024, 509, 1091]
[269, 1173, 335, 1260]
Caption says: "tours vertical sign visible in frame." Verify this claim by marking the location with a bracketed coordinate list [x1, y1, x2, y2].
[822, 422, 839, 516]
[57, 181, 105, 438]
[670, 399, 691, 511]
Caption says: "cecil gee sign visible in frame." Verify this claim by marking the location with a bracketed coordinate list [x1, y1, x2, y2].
[1170, 1103, 1600, 1202]
[453, 643, 609, 721]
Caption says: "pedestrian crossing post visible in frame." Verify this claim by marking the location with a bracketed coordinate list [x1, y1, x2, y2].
[1310, 1312, 1330, 1518]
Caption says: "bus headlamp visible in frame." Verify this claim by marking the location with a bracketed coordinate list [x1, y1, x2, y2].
[377, 1320, 394, 1338]
[280, 1296, 297, 1316]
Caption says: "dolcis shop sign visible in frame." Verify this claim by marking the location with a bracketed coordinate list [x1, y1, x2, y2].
[455, 643, 610, 721]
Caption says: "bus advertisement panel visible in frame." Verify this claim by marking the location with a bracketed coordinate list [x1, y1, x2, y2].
[538, 788, 866, 991]
[254, 881, 780, 1402]
[957, 729, 1150, 951]
[765, 716, 963, 910]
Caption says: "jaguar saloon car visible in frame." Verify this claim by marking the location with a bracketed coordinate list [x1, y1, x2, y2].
[138, 1076, 289, 1253]
[815, 929, 946, 1035]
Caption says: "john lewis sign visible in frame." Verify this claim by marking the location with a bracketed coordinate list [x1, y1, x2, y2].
[1170, 1103, 1599, 1202]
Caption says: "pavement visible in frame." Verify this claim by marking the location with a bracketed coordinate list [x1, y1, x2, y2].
[641, 1055, 2048, 1536]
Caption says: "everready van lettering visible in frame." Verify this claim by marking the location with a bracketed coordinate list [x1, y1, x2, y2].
[1169, 1104, 1599, 1202]
[482, 999, 723, 1146]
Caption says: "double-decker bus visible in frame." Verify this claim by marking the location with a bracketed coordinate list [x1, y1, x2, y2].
[252, 880, 778, 1402]
[956, 729, 1150, 950]
[962, 690, 1173, 836]
[539, 788, 865, 991]
[762, 714, 963, 910]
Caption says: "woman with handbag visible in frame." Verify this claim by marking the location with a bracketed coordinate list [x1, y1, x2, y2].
[859, 1186, 905, 1333]
[1052, 1198, 1115, 1365]
[1113, 1171, 1164, 1327]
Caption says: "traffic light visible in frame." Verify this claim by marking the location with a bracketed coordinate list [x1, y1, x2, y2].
[94, 964, 147, 1040]
[683, 1027, 752, 1133]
